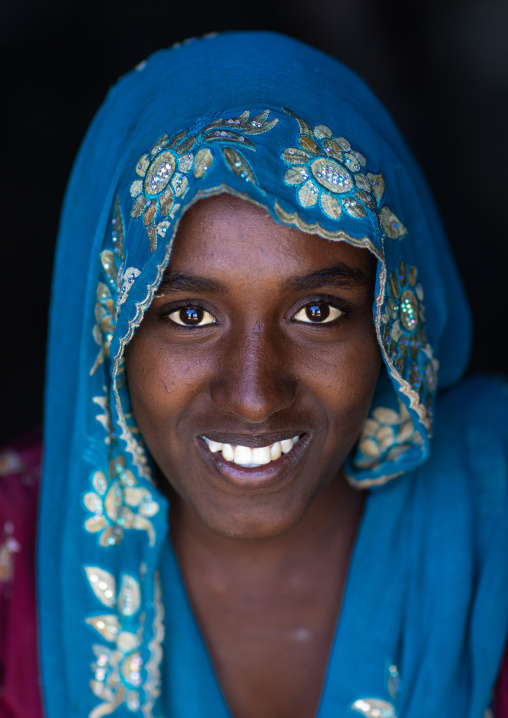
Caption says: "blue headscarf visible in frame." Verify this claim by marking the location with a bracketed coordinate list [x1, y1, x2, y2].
[39, 31, 508, 717]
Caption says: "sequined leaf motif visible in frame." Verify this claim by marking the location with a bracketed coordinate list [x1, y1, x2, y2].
[159, 186, 174, 216]
[282, 147, 312, 165]
[322, 138, 343, 162]
[314, 124, 332, 139]
[178, 153, 193, 173]
[104, 482, 122, 522]
[300, 135, 321, 155]
[284, 166, 308, 186]
[130, 180, 143, 198]
[139, 500, 159, 517]
[222, 148, 256, 184]
[85, 567, 116, 608]
[351, 698, 396, 717]
[167, 129, 188, 149]
[334, 136, 351, 151]
[349, 149, 367, 168]
[150, 135, 169, 156]
[100, 250, 118, 285]
[135, 154, 149, 177]
[86, 614, 121, 643]
[204, 111, 250, 131]
[342, 197, 366, 218]
[355, 173, 371, 191]
[85, 516, 108, 535]
[118, 574, 141, 617]
[380, 206, 407, 239]
[131, 195, 145, 219]
[124, 487, 144, 506]
[194, 148, 213, 178]
[236, 109, 279, 135]
[84, 490, 103, 513]
[120, 653, 143, 689]
[175, 135, 195, 154]
[373, 407, 401, 424]
[298, 182, 319, 207]
[157, 221, 170, 238]
[356, 189, 375, 209]
[171, 174, 188, 197]
[367, 172, 385, 203]
[320, 193, 342, 219]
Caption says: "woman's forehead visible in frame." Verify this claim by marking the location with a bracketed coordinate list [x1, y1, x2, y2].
[164, 194, 377, 287]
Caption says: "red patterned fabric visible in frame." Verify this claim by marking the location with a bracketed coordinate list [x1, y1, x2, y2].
[0, 430, 43, 718]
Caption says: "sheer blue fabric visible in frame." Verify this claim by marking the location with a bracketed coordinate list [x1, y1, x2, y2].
[39, 31, 508, 717]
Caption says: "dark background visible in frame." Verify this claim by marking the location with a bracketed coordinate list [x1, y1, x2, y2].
[1, 0, 507, 442]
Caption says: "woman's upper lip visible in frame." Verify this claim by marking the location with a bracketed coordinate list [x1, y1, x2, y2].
[198, 431, 305, 448]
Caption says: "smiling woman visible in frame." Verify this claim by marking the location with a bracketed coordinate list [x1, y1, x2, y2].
[37, 32, 508, 718]
[126, 196, 380, 545]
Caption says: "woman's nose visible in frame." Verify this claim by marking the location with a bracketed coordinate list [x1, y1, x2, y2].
[210, 322, 296, 423]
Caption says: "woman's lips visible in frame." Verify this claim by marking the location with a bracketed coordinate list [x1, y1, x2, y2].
[196, 433, 309, 490]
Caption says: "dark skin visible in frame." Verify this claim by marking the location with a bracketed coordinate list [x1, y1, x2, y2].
[126, 194, 382, 718]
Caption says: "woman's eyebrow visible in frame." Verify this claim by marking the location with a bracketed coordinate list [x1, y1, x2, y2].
[285, 263, 373, 291]
[157, 272, 226, 294]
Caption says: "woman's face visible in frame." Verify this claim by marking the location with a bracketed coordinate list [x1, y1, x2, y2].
[126, 194, 382, 539]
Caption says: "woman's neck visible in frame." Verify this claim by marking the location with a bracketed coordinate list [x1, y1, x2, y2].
[170, 471, 365, 594]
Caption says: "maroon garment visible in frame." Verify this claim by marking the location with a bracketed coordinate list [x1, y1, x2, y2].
[496, 647, 508, 718]
[0, 430, 43, 718]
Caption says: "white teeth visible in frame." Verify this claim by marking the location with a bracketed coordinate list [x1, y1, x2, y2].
[202, 435, 301, 467]
[251, 446, 272, 465]
[280, 439, 294, 453]
[233, 445, 252, 466]
[269, 442, 281, 460]
[222, 443, 234, 461]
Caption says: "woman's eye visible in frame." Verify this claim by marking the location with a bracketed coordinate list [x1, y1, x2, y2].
[293, 302, 343, 324]
[167, 306, 216, 327]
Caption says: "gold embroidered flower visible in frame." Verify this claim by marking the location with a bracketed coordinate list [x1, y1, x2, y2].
[355, 402, 423, 471]
[91, 199, 140, 375]
[85, 567, 146, 713]
[91, 279, 116, 375]
[380, 261, 438, 428]
[130, 133, 194, 251]
[281, 110, 406, 239]
[84, 458, 160, 547]
[130, 110, 279, 252]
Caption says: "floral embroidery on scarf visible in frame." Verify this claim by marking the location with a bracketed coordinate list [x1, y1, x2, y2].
[280, 108, 406, 239]
[355, 400, 423, 472]
[91, 197, 140, 375]
[129, 109, 279, 252]
[83, 456, 160, 547]
[85, 566, 163, 716]
[381, 261, 437, 427]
